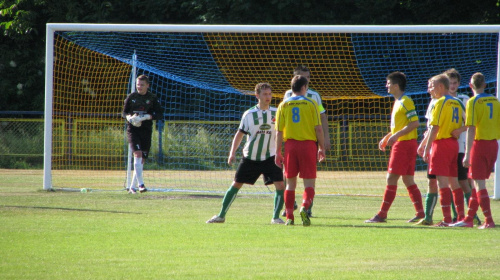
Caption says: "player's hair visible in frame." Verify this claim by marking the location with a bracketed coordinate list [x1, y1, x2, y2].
[431, 74, 450, 90]
[470, 72, 486, 90]
[291, 75, 309, 93]
[137, 74, 150, 84]
[255, 83, 272, 95]
[386, 71, 407, 92]
[293, 65, 310, 75]
[443, 68, 461, 82]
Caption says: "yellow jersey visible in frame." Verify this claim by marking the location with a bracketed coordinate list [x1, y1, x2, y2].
[430, 95, 464, 140]
[465, 93, 500, 140]
[276, 95, 321, 142]
[391, 95, 418, 141]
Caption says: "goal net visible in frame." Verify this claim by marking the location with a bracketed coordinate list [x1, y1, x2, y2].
[44, 24, 500, 196]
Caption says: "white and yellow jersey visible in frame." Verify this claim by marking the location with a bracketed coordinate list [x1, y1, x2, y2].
[284, 88, 325, 114]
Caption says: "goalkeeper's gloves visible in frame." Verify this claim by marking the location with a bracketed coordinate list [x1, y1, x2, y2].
[136, 114, 152, 122]
[126, 114, 142, 127]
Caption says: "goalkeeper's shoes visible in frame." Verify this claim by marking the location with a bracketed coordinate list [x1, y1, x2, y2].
[281, 201, 298, 217]
[450, 220, 473, 228]
[300, 207, 311, 227]
[138, 184, 147, 193]
[414, 218, 433, 226]
[473, 215, 482, 226]
[271, 218, 285, 224]
[128, 187, 137, 194]
[364, 214, 386, 223]
[285, 219, 294, 226]
[206, 215, 225, 224]
[478, 222, 495, 229]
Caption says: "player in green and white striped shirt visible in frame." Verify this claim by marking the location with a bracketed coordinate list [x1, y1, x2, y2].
[206, 83, 286, 224]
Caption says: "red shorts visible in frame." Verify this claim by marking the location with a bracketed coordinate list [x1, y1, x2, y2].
[429, 138, 458, 177]
[388, 139, 417, 175]
[284, 139, 317, 179]
[469, 140, 498, 180]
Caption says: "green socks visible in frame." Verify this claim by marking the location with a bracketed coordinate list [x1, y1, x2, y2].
[424, 193, 438, 222]
[273, 189, 285, 219]
[218, 186, 239, 218]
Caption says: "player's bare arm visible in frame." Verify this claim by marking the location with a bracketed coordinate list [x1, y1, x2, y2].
[379, 132, 391, 151]
[315, 124, 326, 162]
[462, 125, 475, 168]
[451, 125, 467, 139]
[423, 125, 439, 163]
[228, 131, 245, 165]
[274, 130, 284, 167]
[417, 130, 430, 157]
[387, 120, 419, 147]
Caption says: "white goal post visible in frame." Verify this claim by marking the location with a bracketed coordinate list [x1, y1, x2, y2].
[44, 24, 500, 198]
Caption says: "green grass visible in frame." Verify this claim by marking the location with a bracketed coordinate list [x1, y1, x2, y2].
[1, 171, 499, 279]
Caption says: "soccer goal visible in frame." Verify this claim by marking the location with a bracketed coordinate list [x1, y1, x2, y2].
[44, 24, 500, 197]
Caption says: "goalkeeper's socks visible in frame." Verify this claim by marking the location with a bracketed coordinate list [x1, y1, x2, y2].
[218, 185, 239, 218]
[477, 189, 494, 224]
[302, 187, 315, 210]
[406, 184, 424, 217]
[452, 188, 465, 221]
[134, 157, 144, 185]
[439, 187, 453, 223]
[424, 192, 438, 222]
[284, 190, 296, 220]
[377, 185, 397, 219]
[273, 189, 285, 219]
[449, 188, 458, 221]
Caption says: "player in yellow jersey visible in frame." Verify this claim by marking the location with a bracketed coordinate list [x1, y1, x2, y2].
[452, 72, 500, 229]
[422, 74, 465, 227]
[365, 72, 424, 223]
[275, 75, 325, 226]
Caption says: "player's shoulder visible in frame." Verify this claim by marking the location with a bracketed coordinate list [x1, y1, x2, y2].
[307, 88, 321, 96]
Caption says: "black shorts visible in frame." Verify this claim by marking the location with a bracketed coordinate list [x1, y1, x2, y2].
[234, 156, 284, 185]
[457, 153, 469, 181]
[427, 172, 436, 180]
[127, 127, 152, 159]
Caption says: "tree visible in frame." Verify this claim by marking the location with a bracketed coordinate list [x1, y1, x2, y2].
[1, 0, 499, 111]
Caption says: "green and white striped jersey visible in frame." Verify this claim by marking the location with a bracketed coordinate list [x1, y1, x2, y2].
[239, 105, 277, 161]
[284, 88, 326, 114]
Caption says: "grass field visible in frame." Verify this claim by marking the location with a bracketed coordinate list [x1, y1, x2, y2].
[1, 169, 499, 279]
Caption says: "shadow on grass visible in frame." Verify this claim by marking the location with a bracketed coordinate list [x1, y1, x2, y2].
[2, 205, 142, 214]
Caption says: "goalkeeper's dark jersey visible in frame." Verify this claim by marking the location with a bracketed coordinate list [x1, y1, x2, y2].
[122, 91, 162, 131]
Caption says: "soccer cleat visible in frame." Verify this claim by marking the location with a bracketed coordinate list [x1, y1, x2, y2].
[414, 219, 433, 226]
[285, 219, 294, 226]
[433, 221, 450, 227]
[407, 215, 425, 223]
[128, 188, 137, 194]
[450, 220, 473, 228]
[364, 214, 386, 223]
[138, 184, 148, 193]
[473, 215, 482, 226]
[300, 207, 311, 227]
[206, 215, 225, 224]
[307, 209, 313, 218]
[271, 218, 285, 224]
[478, 222, 495, 229]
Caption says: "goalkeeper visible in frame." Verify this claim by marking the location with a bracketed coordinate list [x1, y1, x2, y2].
[122, 75, 162, 193]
